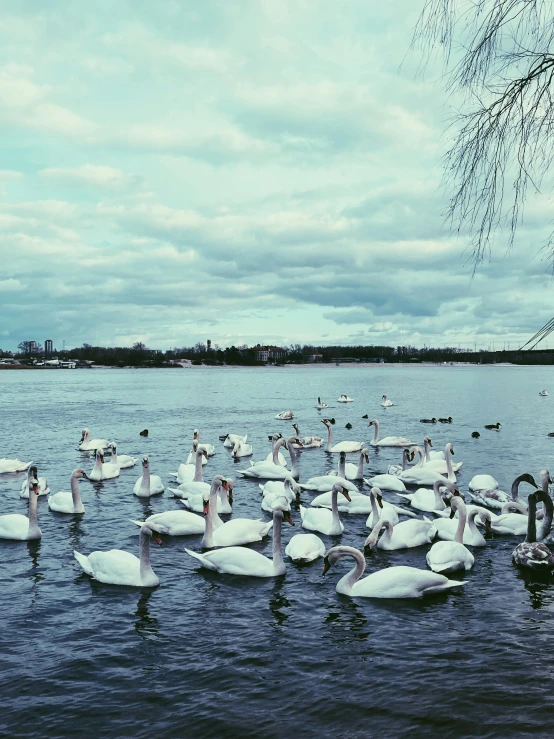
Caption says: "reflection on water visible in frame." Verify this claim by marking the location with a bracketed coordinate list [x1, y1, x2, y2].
[26, 539, 43, 604]
[269, 583, 290, 628]
[324, 597, 370, 642]
[67, 517, 85, 551]
[134, 589, 159, 640]
[517, 568, 554, 609]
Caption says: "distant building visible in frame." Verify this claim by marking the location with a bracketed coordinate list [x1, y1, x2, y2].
[207, 339, 212, 351]
[307, 354, 323, 363]
[29, 341, 38, 353]
[254, 344, 289, 363]
[45, 339, 53, 356]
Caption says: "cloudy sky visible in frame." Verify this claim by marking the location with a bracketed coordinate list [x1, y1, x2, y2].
[0, 0, 552, 353]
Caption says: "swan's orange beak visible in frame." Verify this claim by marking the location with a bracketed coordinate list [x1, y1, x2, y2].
[341, 491, 351, 502]
[221, 480, 229, 491]
[203, 499, 210, 515]
[32, 482, 40, 496]
[153, 531, 163, 546]
[283, 511, 294, 526]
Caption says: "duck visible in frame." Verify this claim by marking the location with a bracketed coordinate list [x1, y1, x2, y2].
[484, 422, 501, 430]
[322, 419, 363, 453]
[199, 477, 274, 548]
[345, 423, 353, 430]
[110, 442, 137, 469]
[135, 507, 206, 536]
[434, 507, 493, 546]
[260, 477, 300, 512]
[79, 428, 109, 451]
[74, 521, 163, 587]
[139, 429, 149, 437]
[89, 449, 120, 482]
[133, 456, 164, 497]
[285, 532, 325, 563]
[0, 458, 32, 474]
[48, 469, 87, 514]
[381, 395, 393, 407]
[316, 397, 328, 409]
[365, 487, 417, 527]
[468, 472, 537, 510]
[337, 394, 353, 403]
[299, 483, 351, 535]
[186, 497, 293, 576]
[231, 439, 253, 458]
[438, 417, 453, 423]
[419, 418, 437, 424]
[512, 490, 554, 569]
[275, 410, 294, 420]
[240, 437, 302, 479]
[364, 515, 437, 551]
[471, 431, 480, 438]
[426, 497, 475, 574]
[19, 465, 49, 497]
[330, 448, 370, 481]
[322, 546, 466, 598]
[0, 474, 41, 540]
[368, 419, 414, 448]
[397, 479, 457, 514]
[292, 423, 323, 449]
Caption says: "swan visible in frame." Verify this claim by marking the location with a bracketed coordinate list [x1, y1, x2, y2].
[180, 480, 233, 517]
[136, 507, 206, 536]
[48, 469, 87, 514]
[231, 439, 253, 458]
[490, 501, 530, 536]
[191, 428, 215, 456]
[423, 437, 445, 462]
[540, 389, 549, 396]
[239, 437, 302, 479]
[469, 474, 499, 491]
[316, 397, 328, 409]
[423, 443, 463, 474]
[310, 488, 364, 507]
[512, 490, 554, 569]
[300, 453, 358, 492]
[397, 479, 457, 513]
[200, 477, 273, 548]
[364, 472, 407, 493]
[0, 458, 32, 474]
[167, 451, 211, 499]
[300, 483, 351, 535]
[285, 532, 325, 562]
[468, 472, 537, 510]
[337, 395, 353, 403]
[364, 516, 437, 551]
[133, 456, 164, 497]
[386, 448, 414, 476]
[79, 428, 109, 452]
[397, 447, 455, 486]
[20, 465, 49, 497]
[322, 419, 362, 453]
[74, 521, 163, 587]
[110, 442, 137, 469]
[171, 443, 208, 483]
[434, 507, 493, 546]
[260, 477, 300, 512]
[322, 546, 466, 598]
[426, 496, 475, 574]
[275, 410, 294, 420]
[221, 433, 248, 448]
[381, 395, 393, 407]
[186, 497, 293, 576]
[292, 423, 323, 449]
[0, 474, 41, 540]
[257, 434, 287, 467]
[365, 487, 417, 527]
[368, 419, 414, 448]
[89, 449, 120, 481]
[330, 448, 369, 480]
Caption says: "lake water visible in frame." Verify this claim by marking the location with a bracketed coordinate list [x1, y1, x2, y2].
[0, 364, 553, 738]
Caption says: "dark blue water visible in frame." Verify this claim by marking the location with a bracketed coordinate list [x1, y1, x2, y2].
[1, 364, 553, 738]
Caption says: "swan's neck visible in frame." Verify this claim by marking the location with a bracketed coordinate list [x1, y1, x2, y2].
[511, 477, 521, 502]
[413, 448, 424, 468]
[201, 484, 220, 548]
[272, 511, 285, 573]
[402, 450, 410, 471]
[326, 424, 334, 452]
[445, 447, 455, 482]
[371, 421, 380, 444]
[526, 495, 538, 543]
[112, 449, 118, 465]
[455, 504, 467, 544]
[467, 509, 480, 537]
[139, 529, 156, 583]
[94, 455, 103, 473]
[424, 439, 431, 463]
[538, 491, 553, 541]
[338, 456, 346, 477]
[369, 492, 379, 527]
[271, 439, 282, 465]
[433, 483, 445, 510]
[27, 492, 40, 537]
[71, 476, 83, 513]
[288, 444, 300, 478]
[141, 465, 151, 494]
[329, 488, 343, 533]
[334, 548, 366, 595]
[355, 452, 365, 478]
[193, 453, 204, 482]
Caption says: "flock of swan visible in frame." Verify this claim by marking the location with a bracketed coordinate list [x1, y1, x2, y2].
[1, 392, 553, 598]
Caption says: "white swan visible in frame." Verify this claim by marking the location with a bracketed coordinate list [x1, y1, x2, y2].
[368, 419, 414, 448]
[468, 474, 499, 491]
[467, 472, 537, 510]
[221, 433, 248, 449]
[423, 442, 463, 474]
[275, 410, 294, 420]
[323, 546, 466, 598]
[316, 397, 328, 409]
[365, 487, 417, 527]
[172, 443, 208, 483]
[110, 442, 137, 469]
[300, 453, 358, 492]
[292, 423, 323, 449]
[180, 480, 233, 516]
[74, 521, 163, 587]
[423, 436, 445, 462]
[386, 448, 414, 476]
[397, 479, 457, 513]
[540, 389, 549, 396]
[258, 434, 287, 467]
[310, 489, 364, 507]
[136, 507, 206, 536]
[239, 437, 301, 479]
[48, 469, 87, 514]
[381, 394, 393, 407]
[300, 483, 350, 535]
[186, 497, 293, 576]
[435, 507, 493, 546]
[231, 439, 253, 458]
[0, 474, 41, 540]
[398, 446, 455, 486]
[364, 473, 407, 493]
[260, 477, 300, 512]
[426, 497, 475, 574]
[364, 516, 437, 551]
[20, 465, 49, 497]
[512, 490, 554, 569]
[133, 456, 164, 497]
[490, 501, 530, 536]
[322, 419, 362, 453]
[191, 429, 215, 456]
[89, 449, 120, 482]
[79, 428, 109, 452]
[337, 395, 353, 403]
[200, 477, 273, 548]
[330, 448, 369, 480]
[285, 532, 325, 562]
[0, 458, 32, 474]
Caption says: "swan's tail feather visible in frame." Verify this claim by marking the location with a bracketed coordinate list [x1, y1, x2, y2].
[184, 548, 217, 571]
[260, 521, 274, 536]
[73, 550, 94, 576]
[393, 505, 417, 518]
[298, 484, 317, 491]
[426, 580, 467, 594]
[395, 493, 413, 501]
[130, 519, 145, 527]
[168, 486, 188, 497]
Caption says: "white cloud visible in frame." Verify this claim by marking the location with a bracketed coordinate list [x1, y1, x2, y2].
[40, 164, 142, 192]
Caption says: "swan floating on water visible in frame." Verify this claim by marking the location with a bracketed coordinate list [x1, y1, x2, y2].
[110, 442, 137, 469]
[48, 469, 87, 514]
[540, 389, 549, 396]
[337, 394, 353, 403]
[0, 458, 32, 474]
[364, 515, 437, 551]
[285, 532, 325, 563]
[133, 456, 164, 497]
[292, 423, 322, 449]
[323, 546, 466, 599]
[20, 465, 49, 497]
[0, 475, 41, 540]
[322, 419, 362, 453]
[316, 397, 328, 409]
[434, 507, 493, 546]
[240, 437, 301, 480]
[300, 483, 351, 535]
[396, 479, 457, 513]
[512, 489, 554, 570]
[330, 448, 369, 480]
[426, 497, 475, 574]
[381, 395, 393, 407]
[275, 410, 294, 420]
[89, 449, 120, 482]
[368, 419, 414, 448]
[79, 428, 109, 452]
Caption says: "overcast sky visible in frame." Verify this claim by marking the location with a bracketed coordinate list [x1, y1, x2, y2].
[0, 0, 551, 353]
